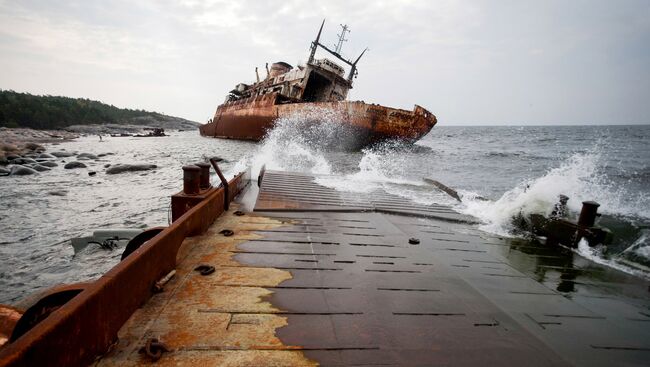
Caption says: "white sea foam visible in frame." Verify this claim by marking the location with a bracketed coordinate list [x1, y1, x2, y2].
[576, 238, 649, 279]
[231, 107, 347, 178]
[316, 143, 455, 205]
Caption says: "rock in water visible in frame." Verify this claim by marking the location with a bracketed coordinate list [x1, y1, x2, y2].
[51, 151, 75, 158]
[77, 153, 98, 160]
[10, 165, 39, 175]
[64, 161, 87, 169]
[106, 164, 157, 174]
[39, 161, 58, 167]
[38, 153, 56, 159]
[0, 167, 10, 176]
[29, 164, 51, 172]
[11, 158, 37, 165]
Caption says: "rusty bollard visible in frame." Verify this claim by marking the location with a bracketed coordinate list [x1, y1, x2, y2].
[578, 201, 600, 227]
[195, 162, 211, 190]
[182, 165, 201, 195]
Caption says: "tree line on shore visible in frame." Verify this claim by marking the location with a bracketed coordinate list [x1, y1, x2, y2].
[0, 90, 166, 130]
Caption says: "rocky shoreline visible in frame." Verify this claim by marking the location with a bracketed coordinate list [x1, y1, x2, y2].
[0, 127, 159, 177]
[0, 127, 79, 160]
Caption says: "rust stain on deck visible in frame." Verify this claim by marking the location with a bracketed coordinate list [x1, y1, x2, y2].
[95, 205, 317, 366]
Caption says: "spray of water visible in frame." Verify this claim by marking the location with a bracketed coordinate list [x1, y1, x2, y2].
[316, 141, 454, 205]
[230, 107, 351, 177]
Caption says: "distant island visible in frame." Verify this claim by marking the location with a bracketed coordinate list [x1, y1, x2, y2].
[0, 90, 199, 133]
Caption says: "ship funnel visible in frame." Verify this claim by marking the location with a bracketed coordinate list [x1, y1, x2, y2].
[269, 62, 293, 78]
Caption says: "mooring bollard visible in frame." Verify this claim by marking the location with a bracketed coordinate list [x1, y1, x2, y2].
[195, 162, 211, 190]
[182, 165, 201, 195]
[578, 201, 600, 227]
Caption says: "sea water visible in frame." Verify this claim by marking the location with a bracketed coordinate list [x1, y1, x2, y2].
[0, 118, 648, 303]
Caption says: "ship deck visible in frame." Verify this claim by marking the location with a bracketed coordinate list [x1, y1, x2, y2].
[96, 171, 650, 366]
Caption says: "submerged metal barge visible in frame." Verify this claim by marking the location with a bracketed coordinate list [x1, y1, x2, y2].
[0, 166, 649, 366]
[199, 21, 437, 148]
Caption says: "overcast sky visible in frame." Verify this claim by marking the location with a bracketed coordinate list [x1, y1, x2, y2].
[1, 0, 649, 125]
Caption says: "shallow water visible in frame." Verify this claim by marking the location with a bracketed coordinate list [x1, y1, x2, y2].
[0, 122, 648, 303]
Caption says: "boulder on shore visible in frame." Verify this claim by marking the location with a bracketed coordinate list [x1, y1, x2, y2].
[39, 161, 58, 168]
[106, 164, 157, 175]
[64, 161, 87, 169]
[10, 165, 39, 175]
[0, 167, 10, 175]
[38, 153, 56, 159]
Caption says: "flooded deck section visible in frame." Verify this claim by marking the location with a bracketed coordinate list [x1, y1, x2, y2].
[98, 171, 649, 366]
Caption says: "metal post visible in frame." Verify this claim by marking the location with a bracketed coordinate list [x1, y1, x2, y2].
[578, 201, 600, 227]
[195, 162, 211, 190]
[182, 165, 201, 195]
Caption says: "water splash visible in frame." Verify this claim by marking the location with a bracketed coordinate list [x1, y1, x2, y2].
[231, 106, 367, 177]
[317, 141, 454, 205]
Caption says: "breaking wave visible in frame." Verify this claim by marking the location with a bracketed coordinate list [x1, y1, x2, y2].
[315, 141, 455, 205]
[459, 151, 649, 232]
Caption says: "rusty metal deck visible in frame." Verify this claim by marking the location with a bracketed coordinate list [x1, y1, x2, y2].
[95, 171, 649, 366]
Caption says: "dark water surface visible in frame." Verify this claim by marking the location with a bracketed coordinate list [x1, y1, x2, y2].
[0, 123, 648, 303]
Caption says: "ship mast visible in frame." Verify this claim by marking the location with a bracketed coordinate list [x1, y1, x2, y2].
[334, 24, 349, 54]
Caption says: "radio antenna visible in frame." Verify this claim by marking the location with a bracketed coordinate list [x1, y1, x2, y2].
[334, 24, 349, 55]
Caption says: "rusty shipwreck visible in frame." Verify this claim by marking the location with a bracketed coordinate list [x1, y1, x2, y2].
[199, 21, 437, 148]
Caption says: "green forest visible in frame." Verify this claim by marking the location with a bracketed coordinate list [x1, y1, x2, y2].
[0, 90, 166, 130]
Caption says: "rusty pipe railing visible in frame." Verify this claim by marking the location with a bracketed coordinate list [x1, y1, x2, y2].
[210, 158, 229, 211]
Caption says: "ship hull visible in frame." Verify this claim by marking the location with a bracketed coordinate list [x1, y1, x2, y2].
[199, 93, 437, 148]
